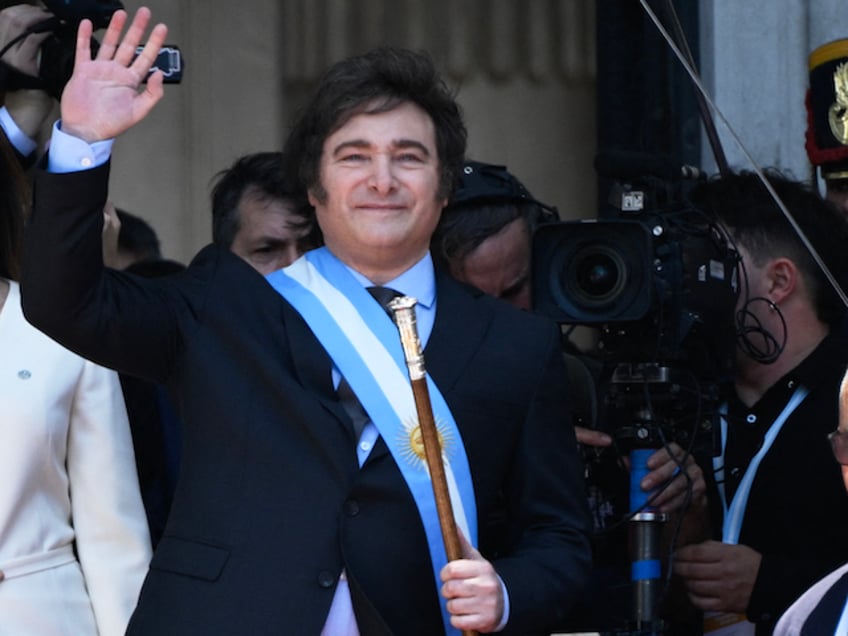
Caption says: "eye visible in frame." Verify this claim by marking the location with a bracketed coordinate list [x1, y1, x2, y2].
[339, 152, 368, 163]
[397, 152, 424, 163]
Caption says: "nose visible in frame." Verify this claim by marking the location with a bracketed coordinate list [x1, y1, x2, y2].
[368, 154, 397, 194]
[281, 243, 301, 267]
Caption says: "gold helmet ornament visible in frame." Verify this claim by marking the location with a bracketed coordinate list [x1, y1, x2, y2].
[807, 39, 848, 181]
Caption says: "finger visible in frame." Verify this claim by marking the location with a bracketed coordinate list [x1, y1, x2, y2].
[114, 7, 152, 66]
[673, 558, 727, 581]
[130, 22, 168, 80]
[576, 426, 612, 447]
[674, 541, 721, 564]
[103, 201, 118, 224]
[686, 591, 723, 612]
[136, 70, 166, 114]
[94, 10, 127, 61]
[456, 526, 481, 561]
[74, 18, 94, 68]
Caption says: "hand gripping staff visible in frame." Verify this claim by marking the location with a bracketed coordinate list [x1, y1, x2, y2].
[388, 295, 477, 636]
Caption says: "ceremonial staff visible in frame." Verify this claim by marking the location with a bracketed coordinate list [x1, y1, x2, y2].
[389, 296, 477, 636]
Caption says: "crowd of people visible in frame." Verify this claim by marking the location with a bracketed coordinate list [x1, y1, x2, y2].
[2, 3, 848, 636]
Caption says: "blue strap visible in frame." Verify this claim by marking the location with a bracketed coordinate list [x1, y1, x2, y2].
[716, 386, 809, 544]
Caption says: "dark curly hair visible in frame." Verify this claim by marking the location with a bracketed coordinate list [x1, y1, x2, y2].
[282, 46, 466, 209]
[690, 169, 848, 327]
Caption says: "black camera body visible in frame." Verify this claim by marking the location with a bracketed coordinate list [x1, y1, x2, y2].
[41, 0, 121, 28]
[36, 0, 122, 98]
[532, 165, 739, 454]
[1, 0, 182, 99]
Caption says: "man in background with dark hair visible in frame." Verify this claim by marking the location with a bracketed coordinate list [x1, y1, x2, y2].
[431, 159, 557, 311]
[673, 170, 848, 635]
[102, 202, 163, 269]
[210, 151, 320, 274]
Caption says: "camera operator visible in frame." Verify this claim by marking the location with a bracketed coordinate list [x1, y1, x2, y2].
[432, 160, 710, 632]
[671, 170, 848, 636]
[0, 4, 55, 157]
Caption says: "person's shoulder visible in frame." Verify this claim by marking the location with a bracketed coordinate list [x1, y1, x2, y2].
[775, 563, 848, 634]
[436, 271, 560, 340]
[4, 281, 91, 367]
[185, 244, 290, 304]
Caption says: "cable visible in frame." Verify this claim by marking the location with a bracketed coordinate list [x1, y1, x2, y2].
[639, 0, 848, 313]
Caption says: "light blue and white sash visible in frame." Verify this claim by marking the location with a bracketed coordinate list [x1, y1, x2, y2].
[267, 247, 477, 635]
[714, 386, 809, 544]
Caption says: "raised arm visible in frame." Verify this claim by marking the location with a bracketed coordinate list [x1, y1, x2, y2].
[20, 7, 182, 382]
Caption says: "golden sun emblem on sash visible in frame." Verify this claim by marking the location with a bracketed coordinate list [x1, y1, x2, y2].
[829, 61, 848, 145]
[398, 417, 455, 470]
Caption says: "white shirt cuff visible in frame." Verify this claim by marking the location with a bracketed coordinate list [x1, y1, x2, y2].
[0, 106, 38, 157]
[47, 120, 113, 173]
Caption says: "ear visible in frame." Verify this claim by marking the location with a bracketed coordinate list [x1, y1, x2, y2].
[766, 257, 799, 304]
[307, 189, 319, 208]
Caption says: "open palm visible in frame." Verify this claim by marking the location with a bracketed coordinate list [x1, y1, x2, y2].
[60, 7, 168, 143]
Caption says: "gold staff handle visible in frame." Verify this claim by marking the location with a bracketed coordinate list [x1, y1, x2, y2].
[389, 296, 476, 636]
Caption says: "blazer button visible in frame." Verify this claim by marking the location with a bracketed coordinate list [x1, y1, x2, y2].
[344, 499, 360, 516]
[317, 570, 335, 588]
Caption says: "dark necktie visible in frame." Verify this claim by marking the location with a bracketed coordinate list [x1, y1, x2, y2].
[801, 570, 848, 635]
[366, 286, 402, 317]
[336, 286, 402, 439]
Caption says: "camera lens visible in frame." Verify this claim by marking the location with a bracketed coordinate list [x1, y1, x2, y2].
[568, 245, 627, 307]
[533, 220, 653, 323]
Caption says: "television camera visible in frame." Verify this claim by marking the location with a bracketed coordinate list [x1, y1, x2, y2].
[532, 151, 740, 636]
[533, 151, 739, 456]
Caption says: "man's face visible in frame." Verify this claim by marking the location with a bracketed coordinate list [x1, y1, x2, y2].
[826, 178, 848, 218]
[449, 217, 533, 310]
[309, 101, 445, 282]
[230, 189, 312, 275]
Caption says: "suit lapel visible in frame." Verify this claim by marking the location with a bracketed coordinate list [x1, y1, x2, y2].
[274, 270, 490, 461]
[425, 271, 492, 392]
[279, 299, 354, 433]
[364, 272, 489, 467]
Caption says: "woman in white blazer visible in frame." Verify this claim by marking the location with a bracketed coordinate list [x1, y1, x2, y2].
[0, 91, 152, 634]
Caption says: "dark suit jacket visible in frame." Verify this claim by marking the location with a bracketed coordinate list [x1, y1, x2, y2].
[21, 164, 591, 635]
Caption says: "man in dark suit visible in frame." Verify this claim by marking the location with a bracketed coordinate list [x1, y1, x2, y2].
[20, 8, 591, 635]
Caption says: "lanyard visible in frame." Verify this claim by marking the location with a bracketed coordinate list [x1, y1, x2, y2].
[714, 386, 809, 544]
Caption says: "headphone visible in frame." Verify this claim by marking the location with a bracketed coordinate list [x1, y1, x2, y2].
[448, 160, 559, 224]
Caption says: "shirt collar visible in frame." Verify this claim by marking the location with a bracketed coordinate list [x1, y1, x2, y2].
[344, 252, 436, 310]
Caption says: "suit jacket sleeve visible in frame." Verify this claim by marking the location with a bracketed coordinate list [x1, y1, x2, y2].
[21, 163, 197, 382]
[493, 319, 593, 633]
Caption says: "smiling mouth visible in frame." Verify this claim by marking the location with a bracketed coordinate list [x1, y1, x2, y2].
[356, 204, 406, 212]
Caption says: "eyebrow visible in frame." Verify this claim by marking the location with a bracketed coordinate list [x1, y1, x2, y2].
[332, 139, 432, 157]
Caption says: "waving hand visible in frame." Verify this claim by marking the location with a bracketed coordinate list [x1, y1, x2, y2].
[61, 7, 168, 143]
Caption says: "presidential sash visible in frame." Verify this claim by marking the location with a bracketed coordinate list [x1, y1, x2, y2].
[266, 247, 477, 635]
